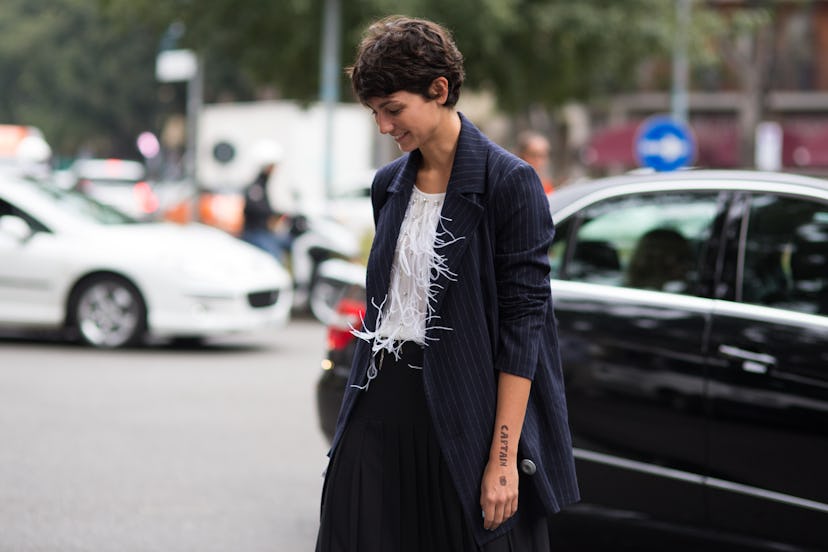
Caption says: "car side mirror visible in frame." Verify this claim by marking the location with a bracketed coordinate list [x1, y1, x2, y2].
[0, 215, 33, 242]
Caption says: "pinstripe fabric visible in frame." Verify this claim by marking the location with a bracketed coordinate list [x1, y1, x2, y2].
[330, 113, 580, 547]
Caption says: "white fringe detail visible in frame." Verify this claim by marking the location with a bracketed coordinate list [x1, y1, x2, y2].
[350, 188, 464, 390]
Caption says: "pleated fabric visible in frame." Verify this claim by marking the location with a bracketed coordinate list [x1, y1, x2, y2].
[316, 343, 551, 552]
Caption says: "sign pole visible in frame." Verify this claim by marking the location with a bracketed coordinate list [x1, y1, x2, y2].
[671, 0, 691, 124]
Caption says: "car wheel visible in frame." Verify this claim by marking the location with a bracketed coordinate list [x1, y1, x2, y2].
[309, 277, 346, 324]
[70, 276, 146, 348]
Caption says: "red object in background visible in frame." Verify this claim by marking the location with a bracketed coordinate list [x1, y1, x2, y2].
[0, 125, 29, 157]
[133, 181, 159, 214]
[781, 121, 828, 168]
[162, 192, 245, 236]
[581, 123, 640, 168]
[583, 118, 828, 171]
[581, 119, 741, 169]
[326, 297, 365, 351]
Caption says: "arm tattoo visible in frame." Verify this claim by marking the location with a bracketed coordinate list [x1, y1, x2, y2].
[498, 425, 509, 467]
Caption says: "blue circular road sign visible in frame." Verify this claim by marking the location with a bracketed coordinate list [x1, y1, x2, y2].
[634, 115, 696, 172]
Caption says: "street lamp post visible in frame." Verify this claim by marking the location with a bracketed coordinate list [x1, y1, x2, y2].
[184, 55, 203, 185]
[155, 48, 202, 177]
[156, 47, 202, 218]
[319, 0, 341, 201]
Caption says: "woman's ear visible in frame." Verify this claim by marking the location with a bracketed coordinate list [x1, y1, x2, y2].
[429, 77, 450, 104]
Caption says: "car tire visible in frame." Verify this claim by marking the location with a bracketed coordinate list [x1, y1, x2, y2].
[69, 275, 146, 348]
[169, 336, 206, 348]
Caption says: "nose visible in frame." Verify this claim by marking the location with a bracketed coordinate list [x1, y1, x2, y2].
[375, 112, 393, 135]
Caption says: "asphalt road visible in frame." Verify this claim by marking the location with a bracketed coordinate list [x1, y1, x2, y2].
[0, 318, 330, 552]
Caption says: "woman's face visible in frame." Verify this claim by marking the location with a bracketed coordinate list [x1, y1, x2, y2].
[365, 90, 443, 153]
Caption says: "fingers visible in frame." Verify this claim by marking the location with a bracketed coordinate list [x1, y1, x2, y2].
[480, 459, 520, 531]
[482, 503, 503, 531]
[481, 494, 518, 531]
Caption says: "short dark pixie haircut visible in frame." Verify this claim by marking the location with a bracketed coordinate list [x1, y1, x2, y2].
[348, 16, 465, 107]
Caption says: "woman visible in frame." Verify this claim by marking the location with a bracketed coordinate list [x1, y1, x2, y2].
[316, 16, 579, 552]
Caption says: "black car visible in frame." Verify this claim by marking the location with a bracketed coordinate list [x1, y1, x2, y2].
[316, 282, 367, 443]
[316, 170, 828, 551]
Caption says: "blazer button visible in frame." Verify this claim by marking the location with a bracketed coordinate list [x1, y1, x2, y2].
[520, 459, 537, 475]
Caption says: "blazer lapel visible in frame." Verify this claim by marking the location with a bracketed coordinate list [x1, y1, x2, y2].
[366, 114, 490, 335]
[364, 153, 418, 328]
[426, 114, 488, 334]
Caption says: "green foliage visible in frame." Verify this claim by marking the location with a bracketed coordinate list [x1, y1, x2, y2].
[100, 0, 681, 110]
[0, 0, 163, 157]
[1, 0, 742, 157]
[452, 0, 677, 109]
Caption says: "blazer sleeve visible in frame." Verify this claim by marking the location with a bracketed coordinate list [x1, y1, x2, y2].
[370, 158, 404, 225]
[492, 162, 555, 380]
[370, 171, 388, 226]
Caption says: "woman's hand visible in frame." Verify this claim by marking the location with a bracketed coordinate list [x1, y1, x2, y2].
[482, 372, 531, 531]
[480, 457, 519, 531]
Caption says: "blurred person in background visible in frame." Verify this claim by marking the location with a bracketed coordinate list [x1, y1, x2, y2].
[241, 140, 291, 262]
[517, 131, 554, 194]
[315, 15, 579, 552]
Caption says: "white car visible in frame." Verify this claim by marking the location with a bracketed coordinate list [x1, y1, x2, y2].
[70, 158, 160, 220]
[0, 173, 293, 348]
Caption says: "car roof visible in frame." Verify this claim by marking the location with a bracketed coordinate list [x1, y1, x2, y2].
[549, 169, 828, 219]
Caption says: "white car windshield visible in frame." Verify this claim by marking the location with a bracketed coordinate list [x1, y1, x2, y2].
[31, 178, 137, 225]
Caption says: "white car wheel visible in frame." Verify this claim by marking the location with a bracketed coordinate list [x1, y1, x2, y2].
[72, 277, 146, 348]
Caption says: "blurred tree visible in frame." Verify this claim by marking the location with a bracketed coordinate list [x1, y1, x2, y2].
[0, 0, 163, 160]
[100, 0, 681, 111]
[2, 0, 762, 163]
[703, 4, 775, 167]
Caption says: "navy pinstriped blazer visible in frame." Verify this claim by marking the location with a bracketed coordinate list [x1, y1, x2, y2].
[330, 113, 580, 546]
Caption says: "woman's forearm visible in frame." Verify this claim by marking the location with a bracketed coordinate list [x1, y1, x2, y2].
[489, 371, 531, 466]
[480, 371, 532, 530]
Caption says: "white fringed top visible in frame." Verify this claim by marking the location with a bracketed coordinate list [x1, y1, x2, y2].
[350, 186, 463, 389]
[376, 186, 446, 344]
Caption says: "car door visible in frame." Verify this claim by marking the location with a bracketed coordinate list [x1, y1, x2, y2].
[706, 190, 828, 549]
[0, 198, 65, 326]
[549, 188, 727, 531]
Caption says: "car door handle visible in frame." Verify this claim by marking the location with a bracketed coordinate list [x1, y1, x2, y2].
[718, 345, 776, 374]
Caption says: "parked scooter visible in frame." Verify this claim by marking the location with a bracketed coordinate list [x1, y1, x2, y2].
[285, 213, 363, 323]
[309, 256, 367, 326]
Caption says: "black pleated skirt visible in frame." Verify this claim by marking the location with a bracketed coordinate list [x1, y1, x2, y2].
[316, 343, 551, 552]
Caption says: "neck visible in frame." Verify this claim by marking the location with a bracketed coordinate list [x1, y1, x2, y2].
[419, 109, 461, 173]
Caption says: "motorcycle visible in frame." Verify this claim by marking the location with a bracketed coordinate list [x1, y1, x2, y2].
[308, 256, 367, 326]
[285, 213, 364, 323]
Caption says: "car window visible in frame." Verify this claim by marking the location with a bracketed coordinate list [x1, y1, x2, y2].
[548, 217, 572, 279]
[34, 182, 136, 225]
[741, 193, 828, 316]
[551, 191, 721, 294]
[0, 198, 49, 232]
